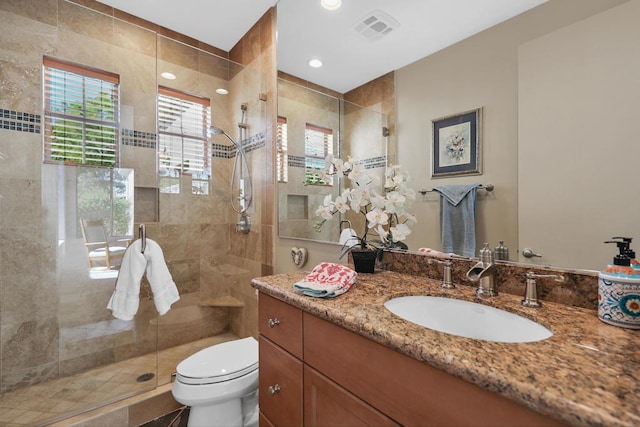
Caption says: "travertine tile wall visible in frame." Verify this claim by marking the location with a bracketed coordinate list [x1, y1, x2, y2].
[0, 0, 276, 403]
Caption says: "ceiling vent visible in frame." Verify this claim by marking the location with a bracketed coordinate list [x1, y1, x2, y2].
[353, 9, 400, 41]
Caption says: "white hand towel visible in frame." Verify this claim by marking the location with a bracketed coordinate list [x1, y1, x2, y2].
[107, 240, 146, 320]
[339, 228, 359, 248]
[106, 238, 180, 320]
[144, 239, 180, 316]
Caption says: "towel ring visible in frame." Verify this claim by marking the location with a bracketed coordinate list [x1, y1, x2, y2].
[138, 224, 146, 254]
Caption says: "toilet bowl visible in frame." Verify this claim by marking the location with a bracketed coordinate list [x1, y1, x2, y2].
[171, 337, 259, 427]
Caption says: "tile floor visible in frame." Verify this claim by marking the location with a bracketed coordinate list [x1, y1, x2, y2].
[0, 332, 237, 426]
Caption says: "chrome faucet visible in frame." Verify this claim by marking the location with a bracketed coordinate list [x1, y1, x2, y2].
[466, 243, 497, 298]
[428, 258, 454, 289]
[522, 271, 565, 308]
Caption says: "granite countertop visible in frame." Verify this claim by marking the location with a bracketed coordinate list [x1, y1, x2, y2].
[251, 270, 640, 427]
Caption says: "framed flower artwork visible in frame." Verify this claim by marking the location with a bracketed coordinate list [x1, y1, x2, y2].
[431, 107, 482, 177]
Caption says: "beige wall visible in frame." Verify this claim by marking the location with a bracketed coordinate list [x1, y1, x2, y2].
[518, 0, 640, 270]
[396, 0, 629, 258]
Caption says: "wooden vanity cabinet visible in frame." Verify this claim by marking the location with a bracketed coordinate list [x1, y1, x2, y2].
[258, 292, 565, 427]
[258, 293, 303, 426]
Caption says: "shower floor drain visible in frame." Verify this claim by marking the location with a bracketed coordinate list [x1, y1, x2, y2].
[136, 373, 155, 382]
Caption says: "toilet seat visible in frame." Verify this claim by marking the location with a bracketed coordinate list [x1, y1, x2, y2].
[176, 337, 258, 385]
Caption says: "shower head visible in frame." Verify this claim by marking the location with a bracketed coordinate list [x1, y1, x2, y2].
[209, 125, 239, 148]
[209, 125, 225, 135]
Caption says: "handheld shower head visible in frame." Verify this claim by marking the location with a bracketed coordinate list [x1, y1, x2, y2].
[209, 125, 225, 135]
[209, 125, 239, 147]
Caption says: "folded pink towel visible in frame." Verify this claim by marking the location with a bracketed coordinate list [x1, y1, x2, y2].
[293, 262, 357, 298]
[418, 248, 454, 258]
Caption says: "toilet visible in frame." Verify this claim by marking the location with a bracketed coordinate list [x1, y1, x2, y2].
[171, 337, 259, 427]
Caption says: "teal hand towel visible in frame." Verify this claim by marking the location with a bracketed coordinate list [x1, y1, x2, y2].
[433, 184, 480, 258]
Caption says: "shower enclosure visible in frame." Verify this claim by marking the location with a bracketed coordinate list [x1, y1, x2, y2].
[0, 1, 268, 424]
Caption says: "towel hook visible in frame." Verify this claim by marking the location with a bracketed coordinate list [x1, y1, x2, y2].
[339, 220, 352, 232]
[138, 224, 146, 254]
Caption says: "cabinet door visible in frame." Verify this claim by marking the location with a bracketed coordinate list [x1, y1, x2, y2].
[259, 411, 275, 427]
[259, 293, 303, 358]
[304, 365, 400, 427]
[259, 336, 303, 427]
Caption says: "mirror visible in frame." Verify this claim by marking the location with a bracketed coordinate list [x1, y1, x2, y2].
[276, 0, 637, 271]
[277, 76, 388, 244]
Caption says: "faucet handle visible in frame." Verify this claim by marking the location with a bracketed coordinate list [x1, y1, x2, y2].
[526, 271, 565, 282]
[428, 258, 454, 289]
[522, 272, 564, 308]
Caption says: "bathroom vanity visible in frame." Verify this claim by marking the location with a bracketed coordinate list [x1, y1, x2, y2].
[252, 270, 640, 427]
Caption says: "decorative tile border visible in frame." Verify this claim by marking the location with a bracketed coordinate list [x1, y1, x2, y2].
[287, 154, 388, 169]
[121, 128, 156, 149]
[212, 129, 267, 159]
[1, 107, 267, 159]
[1, 109, 41, 133]
[361, 155, 387, 169]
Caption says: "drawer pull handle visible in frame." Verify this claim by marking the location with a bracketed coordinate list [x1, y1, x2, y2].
[268, 384, 281, 396]
[267, 318, 280, 328]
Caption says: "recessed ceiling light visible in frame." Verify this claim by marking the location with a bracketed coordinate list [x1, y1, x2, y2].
[321, 0, 341, 10]
[160, 72, 176, 80]
[309, 59, 323, 68]
[216, 88, 229, 95]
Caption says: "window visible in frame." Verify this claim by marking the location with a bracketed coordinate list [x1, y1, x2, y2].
[43, 57, 119, 167]
[304, 123, 333, 185]
[277, 116, 288, 183]
[158, 87, 211, 195]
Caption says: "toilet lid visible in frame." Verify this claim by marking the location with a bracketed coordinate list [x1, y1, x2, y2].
[176, 337, 258, 385]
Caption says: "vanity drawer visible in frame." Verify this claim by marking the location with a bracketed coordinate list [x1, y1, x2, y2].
[259, 335, 303, 427]
[258, 293, 302, 358]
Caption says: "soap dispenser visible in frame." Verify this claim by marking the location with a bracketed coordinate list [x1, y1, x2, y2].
[612, 237, 639, 271]
[598, 239, 640, 329]
[493, 241, 509, 261]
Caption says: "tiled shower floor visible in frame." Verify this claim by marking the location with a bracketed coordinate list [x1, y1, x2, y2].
[0, 332, 237, 426]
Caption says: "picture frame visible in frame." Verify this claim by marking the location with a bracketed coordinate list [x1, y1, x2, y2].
[431, 107, 482, 178]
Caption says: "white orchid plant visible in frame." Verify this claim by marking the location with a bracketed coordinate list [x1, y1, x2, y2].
[314, 154, 417, 258]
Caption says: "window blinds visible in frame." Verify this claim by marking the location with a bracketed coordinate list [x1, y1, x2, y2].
[43, 57, 120, 167]
[157, 86, 211, 194]
[305, 123, 333, 185]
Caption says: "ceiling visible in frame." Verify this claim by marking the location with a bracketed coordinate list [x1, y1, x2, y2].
[97, 0, 547, 93]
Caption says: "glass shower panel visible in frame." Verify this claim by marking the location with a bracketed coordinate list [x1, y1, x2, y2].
[0, 2, 160, 424]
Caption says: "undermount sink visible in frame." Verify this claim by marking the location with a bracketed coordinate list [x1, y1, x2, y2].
[384, 296, 552, 343]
